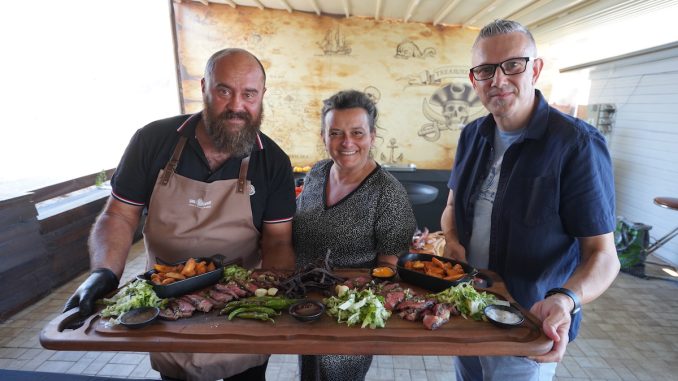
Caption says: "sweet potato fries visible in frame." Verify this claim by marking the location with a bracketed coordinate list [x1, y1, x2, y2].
[404, 257, 466, 281]
[150, 258, 216, 285]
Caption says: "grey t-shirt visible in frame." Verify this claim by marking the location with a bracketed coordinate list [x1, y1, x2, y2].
[467, 127, 524, 269]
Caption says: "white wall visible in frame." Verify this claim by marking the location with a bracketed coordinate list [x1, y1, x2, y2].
[0, 1, 180, 199]
[587, 43, 678, 266]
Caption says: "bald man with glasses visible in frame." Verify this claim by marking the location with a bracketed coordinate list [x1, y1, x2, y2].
[441, 19, 620, 381]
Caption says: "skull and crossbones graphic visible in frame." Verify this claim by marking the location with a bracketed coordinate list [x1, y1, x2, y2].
[419, 83, 481, 142]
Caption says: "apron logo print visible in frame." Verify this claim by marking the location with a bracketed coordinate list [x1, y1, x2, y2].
[188, 198, 212, 209]
[249, 184, 256, 196]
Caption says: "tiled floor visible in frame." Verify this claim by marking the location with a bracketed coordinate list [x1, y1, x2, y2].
[1, 241, 677, 381]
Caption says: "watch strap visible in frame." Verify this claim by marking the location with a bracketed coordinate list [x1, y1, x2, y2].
[545, 287, 581, 315]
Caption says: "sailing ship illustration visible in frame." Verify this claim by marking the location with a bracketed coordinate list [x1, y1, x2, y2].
[318, 27, 351, 56]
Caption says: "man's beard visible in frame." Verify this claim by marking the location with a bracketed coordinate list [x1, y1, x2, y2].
[202, 104, 263, 157]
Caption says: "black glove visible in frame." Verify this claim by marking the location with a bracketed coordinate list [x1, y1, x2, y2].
[63, 268, 119, 316]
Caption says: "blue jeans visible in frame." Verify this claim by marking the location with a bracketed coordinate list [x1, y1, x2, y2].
[454, 356, 557, 381]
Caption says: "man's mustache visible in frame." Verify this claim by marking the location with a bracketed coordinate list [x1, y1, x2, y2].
[219, 110, 251, 121]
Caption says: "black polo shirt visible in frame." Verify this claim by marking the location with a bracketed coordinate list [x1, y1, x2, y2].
[111, 113, 295, 231]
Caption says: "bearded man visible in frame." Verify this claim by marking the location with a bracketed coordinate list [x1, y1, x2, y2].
[64, 48, 296, 381]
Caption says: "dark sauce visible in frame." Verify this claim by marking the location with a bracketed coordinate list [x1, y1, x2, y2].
[122, 308, 157, 324]
[293, 302, 322, 316]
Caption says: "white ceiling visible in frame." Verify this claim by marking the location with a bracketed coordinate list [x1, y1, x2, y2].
[183, 0, 678, 45]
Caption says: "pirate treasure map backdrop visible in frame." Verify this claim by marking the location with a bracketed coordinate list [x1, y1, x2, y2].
[174, 3, 487, 170]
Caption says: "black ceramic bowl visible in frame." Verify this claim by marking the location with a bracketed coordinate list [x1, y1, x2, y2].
[137, 257, 224, 298]
[289, 300, 325, 322]
[370, 266, 397, 281]
[483, 304, 524, 328]
[397, 253, 477, 292]
[120, 306, 160, 329]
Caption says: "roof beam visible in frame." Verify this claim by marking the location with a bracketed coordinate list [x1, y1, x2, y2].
[527, 0, 592, 30]
[375, 0, 383, 20]
[308, 0, 321, 15]
[463, 0, 501, 26]
[278, 0, 292, 13]
[342, 0, 350, 18]
[252, 0, 265, 10]
[506, 0, 553, 20]
[404, 0, 421, 22]
[433, 0, 461, 26]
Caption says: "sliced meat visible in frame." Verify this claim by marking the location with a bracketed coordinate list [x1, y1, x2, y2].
[398, 310, 421, 321]
[380, 282, 402, 292]
[209, 289, 235, 303]
[215, 281, 249, 298]
[422, 303, 455, 330]
[395, 298, 435, 321]
[423, 314, 447, 330]
[235, 280, 259, 295]
[181, 294, 213, 312]
[175, 298, 196, 317]
[343, 275, 372, 290]
[158, 305, 181, 320]
[383, 290, 405, 311]
[394, 299, 434, 312]
[203, 295, 225, 309]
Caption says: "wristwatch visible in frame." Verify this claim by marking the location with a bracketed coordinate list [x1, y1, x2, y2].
[545, 287, 581, 315]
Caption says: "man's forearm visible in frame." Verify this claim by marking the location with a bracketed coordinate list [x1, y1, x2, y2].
[441, 204, 458, 243]
[441, 190, 461, 244]
[89, 205, 141, 278]
[564, 233, 620, 305]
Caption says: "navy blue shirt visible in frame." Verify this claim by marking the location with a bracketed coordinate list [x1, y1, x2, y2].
[111, 113, 296, 232]
[448, 90, 615, 340]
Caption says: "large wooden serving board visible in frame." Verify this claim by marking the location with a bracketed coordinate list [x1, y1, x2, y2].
[40, 270, 552, 356]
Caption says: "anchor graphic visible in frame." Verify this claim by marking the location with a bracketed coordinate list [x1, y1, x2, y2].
[380, 138, 404, 164]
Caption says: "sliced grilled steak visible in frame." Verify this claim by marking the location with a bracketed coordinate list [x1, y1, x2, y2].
[395, 299, 435, 321]
[383, 290, 405, 311]
[394, 299, 434, 312]
[158, 305, 181, 320]
[208, 289, 235, 303]
[181, 294, 213, 312]
[215, 281, 249, 298]
[422, 303, 455, 330]
[175, 298, 196, 316]
[380, 282, 401, 292]
[343, 275, 372, 290]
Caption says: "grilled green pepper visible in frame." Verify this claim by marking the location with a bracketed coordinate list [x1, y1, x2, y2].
[227, 306, 278, 320]
[219, 296, 298, 315]
[236, 311, 275, 323]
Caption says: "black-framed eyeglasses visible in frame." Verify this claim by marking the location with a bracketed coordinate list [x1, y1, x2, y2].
[470, 57, 534, 81]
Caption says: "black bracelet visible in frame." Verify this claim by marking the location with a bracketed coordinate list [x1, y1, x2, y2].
[545, 287, 581, 315]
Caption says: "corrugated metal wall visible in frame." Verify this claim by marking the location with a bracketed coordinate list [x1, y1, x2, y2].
[587, 42, 678, 266]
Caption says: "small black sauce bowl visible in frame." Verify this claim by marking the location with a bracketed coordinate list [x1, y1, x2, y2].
[370, 266, 397, 281]
[120, 307, 160, 329]
[483, 304, 524, 329]
[289, 300, 325, 322]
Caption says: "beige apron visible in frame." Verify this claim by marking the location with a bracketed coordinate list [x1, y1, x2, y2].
[145, 134, 268, 381]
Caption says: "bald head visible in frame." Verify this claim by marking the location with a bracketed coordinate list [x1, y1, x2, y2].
[204, 48, 267, 87]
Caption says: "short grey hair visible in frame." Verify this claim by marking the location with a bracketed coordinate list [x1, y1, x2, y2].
[204, 48, 267, 85]
[473, 19, 537, 56]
